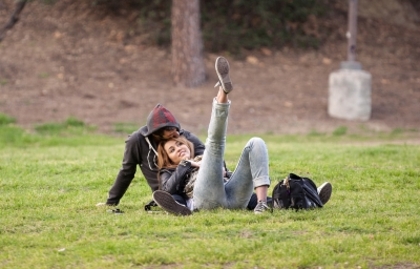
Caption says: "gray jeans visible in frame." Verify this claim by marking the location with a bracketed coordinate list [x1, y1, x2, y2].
[193, 99, 271, 210]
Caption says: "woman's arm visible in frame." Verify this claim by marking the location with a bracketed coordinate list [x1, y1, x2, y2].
[160, 161, 192, 194]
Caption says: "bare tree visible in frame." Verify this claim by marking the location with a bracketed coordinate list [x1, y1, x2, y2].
[171, 0, 206, 88]
[0, 0, 27, 42]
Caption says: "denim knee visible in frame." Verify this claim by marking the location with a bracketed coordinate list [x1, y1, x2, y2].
[246, 137, 266, 151]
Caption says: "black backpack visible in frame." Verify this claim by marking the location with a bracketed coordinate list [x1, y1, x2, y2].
[272, 173, 323, 211]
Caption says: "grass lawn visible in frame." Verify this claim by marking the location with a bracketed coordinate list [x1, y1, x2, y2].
[0, 117, 419, 269]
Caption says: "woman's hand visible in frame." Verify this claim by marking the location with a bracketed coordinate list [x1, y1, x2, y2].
[179, 158, 201, 168]
[189, 159, 201, 168]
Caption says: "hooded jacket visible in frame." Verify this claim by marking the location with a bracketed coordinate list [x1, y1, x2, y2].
[106, 104, 205, 206]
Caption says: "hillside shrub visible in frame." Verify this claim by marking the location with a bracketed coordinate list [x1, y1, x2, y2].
[88, 0, 328, 54]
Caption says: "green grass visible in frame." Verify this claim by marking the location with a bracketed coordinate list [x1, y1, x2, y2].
[113, 122, 139, 134]
[0, 120, 419, 268]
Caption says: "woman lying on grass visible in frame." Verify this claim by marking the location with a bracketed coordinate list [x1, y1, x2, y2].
[152, 56, 271, 215]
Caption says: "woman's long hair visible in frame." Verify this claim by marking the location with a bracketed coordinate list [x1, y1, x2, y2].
[157, 136, 195, 170]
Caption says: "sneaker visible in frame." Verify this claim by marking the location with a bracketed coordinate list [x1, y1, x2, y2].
[317, 182, 332, 205]
[254, 201, 271, 214]
[214, 56, 233, 94]
[152, 190, 192, 216]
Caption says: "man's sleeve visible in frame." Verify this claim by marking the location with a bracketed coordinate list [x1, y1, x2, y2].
[106, 135, 141, 205]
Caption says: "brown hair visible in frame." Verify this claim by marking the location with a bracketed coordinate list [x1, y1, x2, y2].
[151, 131, 165, 143]
[157, 136, 195, 169]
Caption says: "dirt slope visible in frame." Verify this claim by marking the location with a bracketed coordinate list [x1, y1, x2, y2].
[0, 0, 419, 135]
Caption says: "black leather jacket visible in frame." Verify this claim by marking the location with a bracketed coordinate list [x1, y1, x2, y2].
[160, 160, 231, 196]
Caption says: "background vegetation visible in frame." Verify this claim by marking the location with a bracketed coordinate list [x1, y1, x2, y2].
[1, 115, 419, 268]
[75, 0, 329, 54]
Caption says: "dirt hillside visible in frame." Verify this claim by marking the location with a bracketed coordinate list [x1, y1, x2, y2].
[1, 0, 419, 135]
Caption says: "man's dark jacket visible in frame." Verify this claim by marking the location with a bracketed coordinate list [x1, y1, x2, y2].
[106, 103, 205, 205]
[106, 127, 204, 205]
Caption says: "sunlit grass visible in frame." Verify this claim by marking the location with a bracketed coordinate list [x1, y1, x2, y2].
[0, 118, 419, 268]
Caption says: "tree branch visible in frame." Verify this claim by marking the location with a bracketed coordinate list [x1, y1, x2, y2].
[0, 0, 27, 42]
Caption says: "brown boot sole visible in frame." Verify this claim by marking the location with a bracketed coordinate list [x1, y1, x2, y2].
[215, 56, 233, 94]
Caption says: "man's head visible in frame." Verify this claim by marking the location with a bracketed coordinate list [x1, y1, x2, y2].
[153, 126, 179, 140]
[144, 104, 181, 140]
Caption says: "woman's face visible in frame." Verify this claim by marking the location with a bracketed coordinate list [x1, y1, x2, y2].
[164, 139, 191, 164]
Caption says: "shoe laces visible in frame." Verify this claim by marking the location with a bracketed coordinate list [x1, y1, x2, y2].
[254, 201, 272, 213]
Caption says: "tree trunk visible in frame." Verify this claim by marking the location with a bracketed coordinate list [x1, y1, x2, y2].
[0, 0, 28, 42]
[171, 0, 206, 88]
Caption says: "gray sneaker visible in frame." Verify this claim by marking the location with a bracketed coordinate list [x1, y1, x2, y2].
[214, 56, 233, 94]
[152, 190, 192, 216]
[254, 201, 271, 214]
[317, 182, 332, 205]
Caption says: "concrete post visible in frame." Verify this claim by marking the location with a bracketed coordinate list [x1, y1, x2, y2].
[328, 0, 372, 121]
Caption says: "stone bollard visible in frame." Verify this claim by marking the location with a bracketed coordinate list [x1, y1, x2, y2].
[328, 61, 372, 121]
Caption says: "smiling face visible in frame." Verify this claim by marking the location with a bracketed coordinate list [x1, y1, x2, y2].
[163, 139, 192, 165]
[157, 136, 195, 169]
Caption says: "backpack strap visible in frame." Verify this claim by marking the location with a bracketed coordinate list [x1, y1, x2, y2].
[282, 175, 290, 189]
